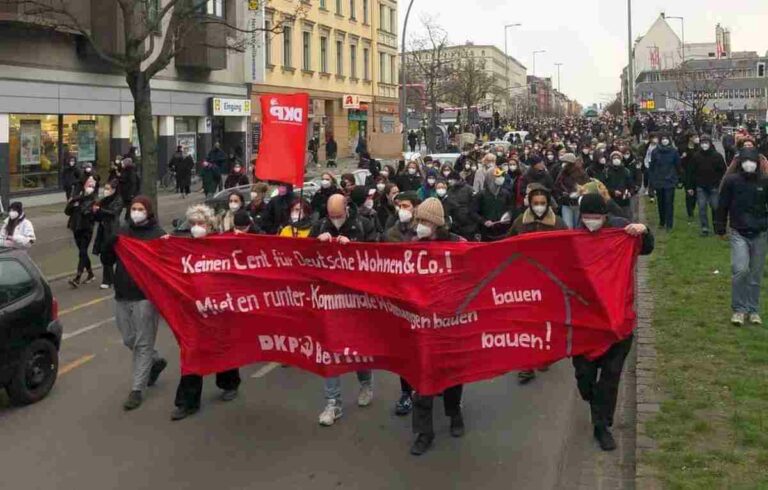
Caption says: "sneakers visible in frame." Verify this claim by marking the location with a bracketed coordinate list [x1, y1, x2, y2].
[731, 313, 746, 326]
[123, 390, 143, 411]
[83, 272, 96, 284]
[171, 405, 199, 421]
[68, 276, 81, 289]
[410, 433, 434, 456]
[395, 393, 413, 416]
[518, 370, 536, 385]
[100, 283, 111, 290]
[749, 313, 763, 325]
[700, 228, 710, 237]
[318, 400, 343, 426]
[450, 414, 465, 438]
[147, 358, 167, 387]
[220, 389, 239, 402]
[357, 385, 374, 407]
[593, 425, 617, 451]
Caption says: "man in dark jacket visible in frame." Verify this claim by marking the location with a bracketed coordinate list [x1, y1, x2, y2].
[680, 133, 701, 222]
[445, 173, 481, 240]
[311, 194, 374, 427]
[648, 134, 682, 230]
[715, 148, 768, 327]
[384, 191, 419, 242]
[61, 155, 81, 199]
[170, 146, 195, 198]
[326, 135, 338, 168]
[573, 193, 654, 451]
[262, 184, 295, 234]
[604, 151, 635, 217]
[103, 195, 168, 411]
[690, 135, 727, 236]
[119, 158, 141, 221]
[206, 142, 228, 180]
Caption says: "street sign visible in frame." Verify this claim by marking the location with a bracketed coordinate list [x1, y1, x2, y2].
[248, 0, 259, 10]
[343, 94, 361, 109]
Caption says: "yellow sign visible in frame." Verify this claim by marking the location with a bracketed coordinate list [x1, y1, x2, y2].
[647, 100, 655, 110]
[249, 0, 259, 10]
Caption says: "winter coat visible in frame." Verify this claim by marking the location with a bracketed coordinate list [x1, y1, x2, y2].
[554, 171, 589, 207]
[0, 215, 35, 248]
[118, 165, 141, 203]
[680, 145, 700, 190]
[715, 171, 768, 237]
[520, 168, 554, 193]
[206, 147, 228, 170]
[311, 186, 344, 220]
[445, 181, 481, 237]
[62, 166, 81, 193]
[508, 208, 567, 236]
[224, 172, 250, 190]
[325, 139, 338, 159]
[278, 219, 313, 239]
[65, 191, 97, 233]
[200, 164, 221, 195]
[384, 221, 417, 243]
[309, 207, 376, 242]
[246, 201, 268, 233]
[648, 145, 682, 190]
[174, 154, 195, 188]
[603, 165, 635, 207]
[690, 147, 726, 189]
[396, 172, 423, 192]
[104, 218, 166, 301]
[92, 193, 124, 256]
[262, 192, 295, 235]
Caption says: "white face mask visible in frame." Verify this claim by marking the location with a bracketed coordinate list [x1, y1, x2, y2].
[8, 211, 19, 220]
[190, 225, 208, 238]
[229, 202, 241, 212]
[398, 209, 413, 223]
[509, 164, 518, 172]
[130, 210, 147, 224]
[321, 179, 332, 189]
[742, 160, 758, 173]
[494, 177, 506, 186]
[532, 204, 547, 217]
[612, 159, 623, 167]
[364, 200, 374, 210]
[442, 170, 451, 177]
[416, 223, 433, 239]
[291, 211, 301, 223]
[104, 189, 115, 197]
[331, 217, 346, 229]
[381, 171, 389, 178]
[661, 139, 670, 146]
[376, 183, 386, 192]
[84, 187, 95, 195]
[251, 192, 259, 201]
[700, 143, 711, 151]
[408, 168, 417, 175]
[547, 155, 555, 161]
[427, 178, 436, 186]
[583, 218, 604, 232]
[436, 188, 447, 198]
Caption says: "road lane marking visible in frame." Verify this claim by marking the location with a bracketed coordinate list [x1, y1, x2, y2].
[59, 295, 113, 316]
[59, 354, 96, 375]
[63, 317, 115, 341]
[251, 362, 280, 379]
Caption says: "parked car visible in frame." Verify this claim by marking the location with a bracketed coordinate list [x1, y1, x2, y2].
[426, 153, 461, 167]
[0, 248, 62, 406]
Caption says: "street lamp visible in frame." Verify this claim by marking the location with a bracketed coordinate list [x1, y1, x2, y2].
[532, 49, 546, 77]
[504, 23, 522, 112]
[627, 0, 634, 113]
[554, 62, 563, 92]
[662, 13, 686, 64]
[400, 0, 416, 152]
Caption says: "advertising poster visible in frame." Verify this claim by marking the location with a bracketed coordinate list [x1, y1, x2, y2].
[19, 120, 41, 166]
[176, 133, 197, 161]
[77, 120, 97, 162]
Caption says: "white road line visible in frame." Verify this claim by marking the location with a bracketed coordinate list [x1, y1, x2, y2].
[62, 317, 115, 341]
[251, 362, 280, 379]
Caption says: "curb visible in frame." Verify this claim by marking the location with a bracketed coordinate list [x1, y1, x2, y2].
[635, 200, 664, 490]
[47, 265, 103, 284]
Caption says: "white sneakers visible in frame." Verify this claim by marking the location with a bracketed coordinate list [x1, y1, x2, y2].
[732, 313, 763, 326]
[357, 386, 374, 407]
[318, 400, 343, 426]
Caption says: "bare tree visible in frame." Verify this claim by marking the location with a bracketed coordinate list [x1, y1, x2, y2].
[444, 50, 496, 129]
[405, 16, 454, 153]
[666, 61, 730, 130]
[605, 97, 623, 117]
[0, 0, 305, 204]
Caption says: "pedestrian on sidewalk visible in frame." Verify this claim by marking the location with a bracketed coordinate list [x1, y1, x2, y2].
[689, 135, 726, 236]
[326, 134, 338, 168]
[648, 134, 681, 231]
[715, 148, 768, 327]
[200, 160, 221, 199]
[61, 154, 80, 200]
[0, 202, 35, 248]
[572, 193, 655, 452]
[92, 180, 123, 289]
[119, 158, 141, 222]
[103, 195, 168, 411]
[65, 178, 97, 287]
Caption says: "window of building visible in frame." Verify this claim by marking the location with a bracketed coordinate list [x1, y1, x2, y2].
[0, 260, 35, 308]
[363, 47, 370, 80]
[302, 31, 311, 71]
[379, 3, 385, 30]
[758, 62, 766, 78]
[390, 53, 396, 84]
[283, 25, 292, 68]
[265, 20, 272, 65]
[320, 0, 326, 9]
[349, 0, 356, 20]
[204, 0, 224, 18]
[363, 0, 369, 23]
[379, 52, 386, 83]
[389, 7, 395, 33]
[336, 0, 342, 15]
[320, 36, 328, 73]
[350, 44, 357, 78]
[336, 40, 344, 75]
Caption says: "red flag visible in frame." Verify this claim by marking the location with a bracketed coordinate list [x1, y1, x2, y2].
[255, 93, 309, 187]
[116, 230, 641, 395]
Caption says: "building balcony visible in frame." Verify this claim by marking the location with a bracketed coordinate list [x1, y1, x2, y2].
[376, 29, 397, 49]
[0, 1, 91, 32]
[378, 83, 398, 99]
[175, 17, 227, 71]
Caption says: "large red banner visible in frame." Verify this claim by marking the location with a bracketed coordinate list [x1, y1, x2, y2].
[255, 93, 309, 187]
[116, 231, 640, 395]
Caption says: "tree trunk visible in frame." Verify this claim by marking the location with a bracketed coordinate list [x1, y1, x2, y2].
[126, 70, 158, 208]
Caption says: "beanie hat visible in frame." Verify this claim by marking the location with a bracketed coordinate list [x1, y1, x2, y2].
[579, 193, 607, 215]
[395, 191, 420, 206]
[738, 147, 760, 163]
[234, 210, 252, 228]
[414, 198, 445, 227]
[350, 186, 370, 207]
[131, 195, 155, 220]
[560, 153, 577, 164]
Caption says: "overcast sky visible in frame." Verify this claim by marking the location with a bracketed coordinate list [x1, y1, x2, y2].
[398, 0, 768, 107]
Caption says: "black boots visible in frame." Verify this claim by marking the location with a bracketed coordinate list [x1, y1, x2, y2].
[410, 433, 434, 456]
[593, 425, 617, 451]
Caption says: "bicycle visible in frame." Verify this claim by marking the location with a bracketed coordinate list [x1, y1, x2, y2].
[160, 170, 177, 191]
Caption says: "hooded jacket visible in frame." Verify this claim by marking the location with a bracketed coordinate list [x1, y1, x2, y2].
[508, 207, 567, 236]
[715, 163, 768, 237]
[648, 143, 682, 189]
[445, 180, 481, 237]
[689, 146, 726, 189]
[603, 164, 635, 207]
[92, 192, 124, 255]
[0, 214, 35, 248]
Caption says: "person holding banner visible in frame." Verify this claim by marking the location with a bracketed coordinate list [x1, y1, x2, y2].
[384, 192, 420, 243]
[310, 194, 375, 426]
[278, 199, 313, 239]
[172, 204, 242, 421]
[572, 193, 654, 451]
[219, 191, 247, 233]
[408, 198, 465, 456]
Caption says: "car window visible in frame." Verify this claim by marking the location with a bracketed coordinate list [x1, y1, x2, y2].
[0, 259, 36, 308]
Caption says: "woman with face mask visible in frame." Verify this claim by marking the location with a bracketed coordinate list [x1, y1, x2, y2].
[200, 159, 222, 199]
[65, 177, 99, 287]
[648, 133, 682, 231]
[603, 151, 636, 218]
[554, 154, 589, 229]
[396, 161, 423, 192]
[1, 201, 35, 249]
[92, 180, 124, 289]
[61, 155, 81, 200]
[219, 191, 246, 233]
[417, 169, 439, 202]
[100, 195, 168, 412]
[172, 204, 241, 420]
[377, 183, 400, 230]
[245, 183, 270, 231]
[310, 173, 342, 220]
[349, 186, 383, 236]
[478, 168, 516, 242]
[224, 162, 250, 189]
[262, 184, 295, 234]
[278, 199, 313, 238]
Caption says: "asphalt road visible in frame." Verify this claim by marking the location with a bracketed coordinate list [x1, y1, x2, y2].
[0, 161, 636, 490]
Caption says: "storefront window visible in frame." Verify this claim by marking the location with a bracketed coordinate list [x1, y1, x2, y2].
[174, 116, 198, 161]
[8, 114, 60, 193]
[62, 115, 111, 181]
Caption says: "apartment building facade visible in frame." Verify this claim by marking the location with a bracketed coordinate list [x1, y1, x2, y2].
[251, 0, 400, 160]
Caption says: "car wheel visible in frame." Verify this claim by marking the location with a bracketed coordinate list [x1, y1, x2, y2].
[6, 338, 59, 406]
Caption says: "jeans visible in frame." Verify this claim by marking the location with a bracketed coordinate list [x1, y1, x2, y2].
[730, 231, 768, 314]
[561, 205, 580, 230]
[656, 187, 675, 229]
[115, 300, 161, 392]
[324, 371, 372, 403]
[696, 187, 719, 232]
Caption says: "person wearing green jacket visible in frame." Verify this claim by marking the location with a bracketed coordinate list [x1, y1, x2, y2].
[200, 160, 221, 198]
